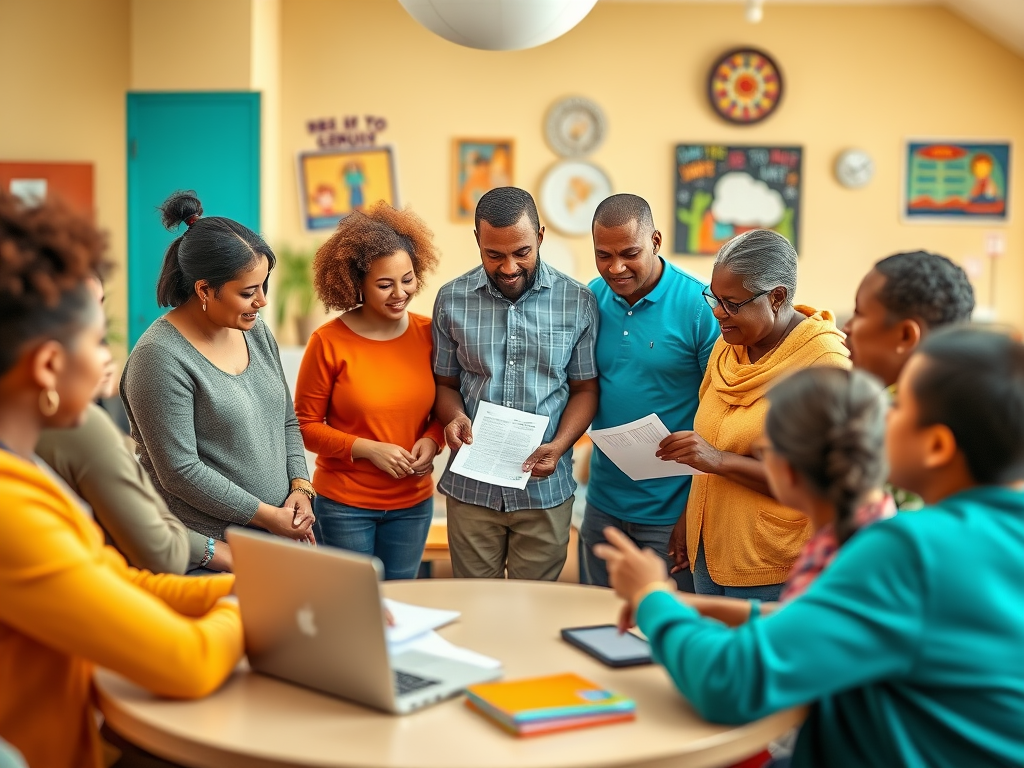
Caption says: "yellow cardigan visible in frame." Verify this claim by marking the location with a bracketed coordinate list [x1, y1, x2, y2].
[686, 306, 851, 587]
[0, 450, 244, 768]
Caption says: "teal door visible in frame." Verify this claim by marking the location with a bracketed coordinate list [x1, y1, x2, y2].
[127, 92, 260, 346]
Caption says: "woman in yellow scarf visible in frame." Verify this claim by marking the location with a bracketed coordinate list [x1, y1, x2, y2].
[657, 230, 849, 600]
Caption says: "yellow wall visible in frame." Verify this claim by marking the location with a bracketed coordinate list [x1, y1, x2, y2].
[0, 0, 130, 349]
[278, 0, 1024, 340]
[130, 0, 253, 91]
[3, 0, 1023, 348]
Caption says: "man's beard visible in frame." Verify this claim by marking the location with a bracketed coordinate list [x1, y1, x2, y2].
[490, 261, 539, 301]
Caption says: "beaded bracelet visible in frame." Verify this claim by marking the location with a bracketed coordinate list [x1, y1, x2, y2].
[199, 537, 216, 568]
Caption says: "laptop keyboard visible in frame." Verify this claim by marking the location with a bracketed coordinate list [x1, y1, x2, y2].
[395, 670, 441, 695]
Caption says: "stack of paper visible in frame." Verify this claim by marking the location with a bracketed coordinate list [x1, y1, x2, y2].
[465, 673, 636, 736]
[384, 599, 501, 669]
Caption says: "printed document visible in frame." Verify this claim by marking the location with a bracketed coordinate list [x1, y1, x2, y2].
[450, 401, 550, 489]
[383, 599, 459, 646]
[589, 414, 704, 481]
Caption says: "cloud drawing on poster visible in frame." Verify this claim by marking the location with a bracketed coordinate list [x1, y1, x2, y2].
[711, 172, 785, 227]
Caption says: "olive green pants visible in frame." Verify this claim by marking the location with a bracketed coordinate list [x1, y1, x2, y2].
[445, 496, 574, 581]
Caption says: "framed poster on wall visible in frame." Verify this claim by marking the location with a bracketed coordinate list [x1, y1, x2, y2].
[673, 144, 802, 255]
[297, 146, 397, 230]
[451, 138, 513, 222]
[904, 140, 1010, 223]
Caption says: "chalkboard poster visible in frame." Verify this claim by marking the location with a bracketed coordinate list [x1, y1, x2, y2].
[674, 144, 802, 255]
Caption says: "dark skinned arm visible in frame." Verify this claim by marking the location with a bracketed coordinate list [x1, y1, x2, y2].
[656, 431, 773, 497]
[522, 377, 599, 477]
[434, 374, 473, 450]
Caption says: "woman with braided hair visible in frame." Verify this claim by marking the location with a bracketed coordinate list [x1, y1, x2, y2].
[762, 366, 895, 603]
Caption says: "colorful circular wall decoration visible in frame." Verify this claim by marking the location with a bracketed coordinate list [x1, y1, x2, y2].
[707, 48, 783, 125]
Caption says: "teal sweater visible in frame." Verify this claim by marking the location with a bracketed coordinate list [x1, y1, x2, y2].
[637, 486, 1024, 768]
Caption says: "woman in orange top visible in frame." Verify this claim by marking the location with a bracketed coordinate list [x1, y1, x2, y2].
[657, 230, 849, 602]
[0, 193, 243, 768]
[295, 202, 444, 579]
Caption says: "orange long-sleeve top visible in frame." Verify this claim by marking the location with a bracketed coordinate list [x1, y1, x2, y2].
[294, 312, 445, 509]
[0, 450, 244, 768]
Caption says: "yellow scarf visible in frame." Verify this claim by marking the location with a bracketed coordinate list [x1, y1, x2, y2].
[708, 306, 848, 408]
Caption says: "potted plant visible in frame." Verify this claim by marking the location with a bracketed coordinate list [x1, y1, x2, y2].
[274, 246, 318, 343]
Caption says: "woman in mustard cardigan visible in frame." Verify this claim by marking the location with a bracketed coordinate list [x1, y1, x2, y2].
[657, 230, 849, 601]
[0, 193, 244, 768]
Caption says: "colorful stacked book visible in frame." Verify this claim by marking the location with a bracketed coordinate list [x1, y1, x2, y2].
[465, 673, 636, 736]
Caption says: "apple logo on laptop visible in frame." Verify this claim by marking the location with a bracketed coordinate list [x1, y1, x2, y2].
[296, 604, 318, 637]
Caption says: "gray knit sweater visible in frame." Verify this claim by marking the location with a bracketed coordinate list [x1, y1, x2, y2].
[120, 316, 309, 541]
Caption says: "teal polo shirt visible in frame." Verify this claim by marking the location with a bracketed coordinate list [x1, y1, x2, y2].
[586, 260, 720, 525]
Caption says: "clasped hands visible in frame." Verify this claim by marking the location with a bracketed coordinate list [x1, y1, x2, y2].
[255, 492, 316, 545]
[355, 437, 440, 479]
[594, 527, 677, 633]
[444, 413, 562, 478]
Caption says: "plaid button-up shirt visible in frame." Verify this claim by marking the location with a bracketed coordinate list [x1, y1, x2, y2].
[432, 261, 599, 512]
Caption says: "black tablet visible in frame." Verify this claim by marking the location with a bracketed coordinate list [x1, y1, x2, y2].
[561, 624, 653, 668]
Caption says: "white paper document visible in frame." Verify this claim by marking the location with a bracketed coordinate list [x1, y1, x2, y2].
[589, 413, 704, 481]
[388, 630, 502, 670]
[383, 599, 460, 646]
[450, 401, 550, 489]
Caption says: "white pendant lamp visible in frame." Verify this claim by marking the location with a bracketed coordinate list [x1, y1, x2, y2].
[397, 0, 599, 51]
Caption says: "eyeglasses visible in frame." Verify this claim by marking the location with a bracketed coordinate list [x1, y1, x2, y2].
[702, 287, 770, 316]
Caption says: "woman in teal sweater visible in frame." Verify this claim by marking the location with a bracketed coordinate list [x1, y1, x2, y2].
[597, 326, 1024, 768]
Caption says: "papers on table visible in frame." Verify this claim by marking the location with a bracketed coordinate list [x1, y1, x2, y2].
[450, 401, 549, 489]
[384, 599, 460, 645]
[588, 413, 704, 481]
[384, 599, 500, 670]
[390, 630, 502, 669]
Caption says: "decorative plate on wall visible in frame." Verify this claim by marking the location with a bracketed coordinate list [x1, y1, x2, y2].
[539, 160, 612, 236]
[707, 48, 783, 125]
[544, 97, 607, 157]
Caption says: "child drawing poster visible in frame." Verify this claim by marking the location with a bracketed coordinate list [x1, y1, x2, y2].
[674, 145, 802, 255]
[905, 141, 1010, 222]
[451, 139, 514, 221]
[298, 147, 397, 230]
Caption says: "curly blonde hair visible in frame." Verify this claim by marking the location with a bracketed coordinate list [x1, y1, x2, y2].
[313, 202, 440, 312]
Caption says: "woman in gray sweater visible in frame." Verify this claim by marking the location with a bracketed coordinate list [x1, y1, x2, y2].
[121, 191, 315, 568]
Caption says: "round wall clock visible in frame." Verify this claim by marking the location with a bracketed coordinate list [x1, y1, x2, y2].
[707, 48, 783, 125]
[544, 97, 607, 158]
[539, 160, 612, 236]
[835, 148, 875, 189]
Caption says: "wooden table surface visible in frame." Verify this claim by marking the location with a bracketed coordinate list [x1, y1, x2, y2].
[96, 579, 802, 768]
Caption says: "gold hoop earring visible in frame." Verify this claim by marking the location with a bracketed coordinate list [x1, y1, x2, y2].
[358, 290, 364, 304]
[202, 299, 207, 312]
[39, 389, 59, 417]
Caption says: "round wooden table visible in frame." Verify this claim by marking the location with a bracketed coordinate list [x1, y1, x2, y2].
[96, 580, 803, 768]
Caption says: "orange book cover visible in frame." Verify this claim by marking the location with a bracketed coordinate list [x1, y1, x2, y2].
[465, 700, 636, 737]
[465, 673, 635, 724]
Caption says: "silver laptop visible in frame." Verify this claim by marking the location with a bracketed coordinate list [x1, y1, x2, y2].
[227, 527, 502, 714]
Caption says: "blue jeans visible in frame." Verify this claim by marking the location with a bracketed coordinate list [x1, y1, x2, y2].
[579, 503, 695, 593]
[692, 539, 783, 601]
[314, 496, 433, 581]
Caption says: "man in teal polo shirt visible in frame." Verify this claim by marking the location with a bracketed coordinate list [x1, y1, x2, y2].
[580, 194, 719, 590]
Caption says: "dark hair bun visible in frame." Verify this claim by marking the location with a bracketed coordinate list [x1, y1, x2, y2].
[159, 190, 203, 232]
